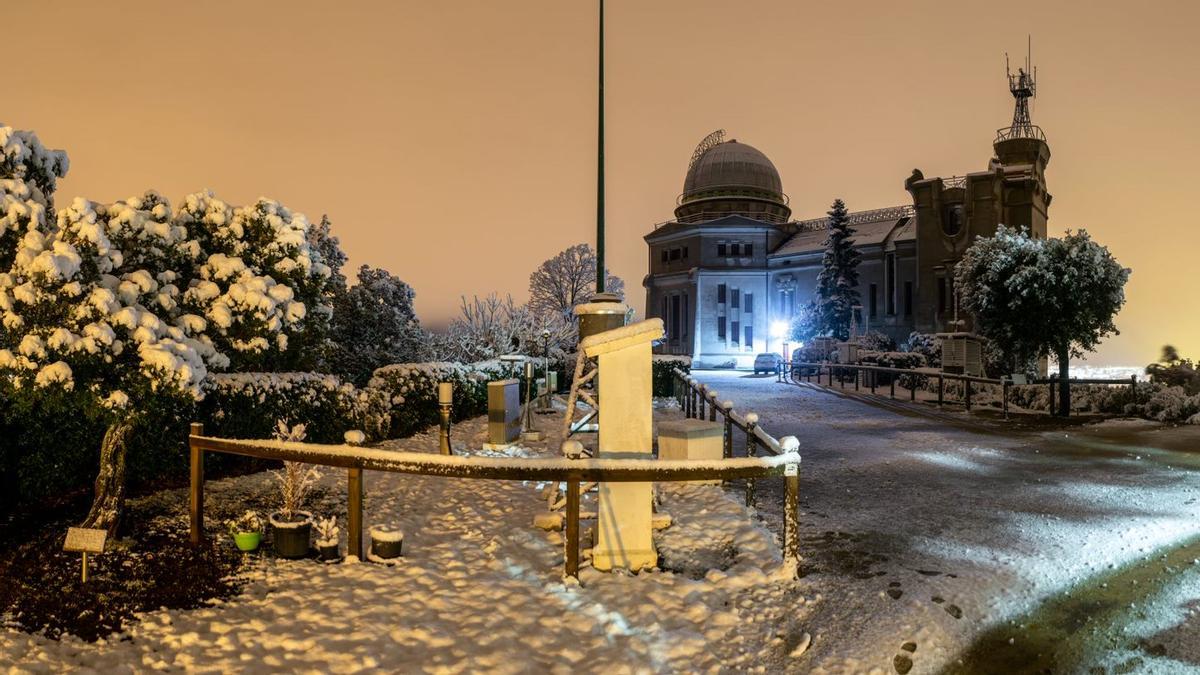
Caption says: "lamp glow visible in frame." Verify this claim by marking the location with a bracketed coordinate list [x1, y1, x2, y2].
[770, 320, 788, 339]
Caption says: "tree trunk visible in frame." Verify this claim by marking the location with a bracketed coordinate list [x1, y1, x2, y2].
[1057, 345, 1071, 417]
[82, 419, 135, 535]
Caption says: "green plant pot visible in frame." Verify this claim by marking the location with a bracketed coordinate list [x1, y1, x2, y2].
[233, 531, 262, 552]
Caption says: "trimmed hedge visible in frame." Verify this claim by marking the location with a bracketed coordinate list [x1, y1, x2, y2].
[652, 355, 691, 397]
[369, 360, 526, 438]
[200, 372, 391, 443]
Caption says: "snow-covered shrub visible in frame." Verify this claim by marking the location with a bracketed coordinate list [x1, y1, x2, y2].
[1128, 385, 1200, 424]
[858, 351, 925, 370]
[791, 345, 833, 364]
[326, 265, 427, 386]
[858, 331, 896, 352]
[369, 361, 524, 438]
[201, 372, 390, 443]
[902, 332, 940, 368]
[652, 355, 691, 397]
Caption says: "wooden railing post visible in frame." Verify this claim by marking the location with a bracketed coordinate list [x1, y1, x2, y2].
[565, 475, 581, 579]
[189, 422, 204, 546]
[910, 375, 917, 401]
[698, 384, 707, 420]
[1130, 374, 1137, 399]
[708, 390, 718, 422]
[889, 372, 895, 399]
[1048, 376, 1056, 416]
[721, 401, 734, 460]
[938, 374, 945, 407]
[1003, 378, 1011, 420]
[744, 413, 758, 509]
[965, 379, 972, 411]
[854, 367, 860, 391]
[784, 465, 801, 578]
[348, 467, 365, 560]
[870, 369, 877, 395]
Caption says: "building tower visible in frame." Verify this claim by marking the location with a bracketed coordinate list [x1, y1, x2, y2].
[992, 40, 1052, 235]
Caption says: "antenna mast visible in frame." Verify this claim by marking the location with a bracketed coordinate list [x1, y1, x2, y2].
[595, 0, 606, 294]
[1001, 36, 1042, 141]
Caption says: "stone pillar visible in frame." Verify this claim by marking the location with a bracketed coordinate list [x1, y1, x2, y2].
[581, 318, 663, 572]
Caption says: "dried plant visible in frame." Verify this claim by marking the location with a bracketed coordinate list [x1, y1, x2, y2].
[226, 510, 263, 536]
[271, 421, 322, 520]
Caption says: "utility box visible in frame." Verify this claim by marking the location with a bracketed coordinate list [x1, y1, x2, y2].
[811, 337, 838, 361]
[939, 333, 985, 377]
[657, 419, 723, 484]
[485, 378, 521, 448]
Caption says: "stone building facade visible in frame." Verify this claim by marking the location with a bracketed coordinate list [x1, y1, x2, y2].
[644, 104, 1051, 368]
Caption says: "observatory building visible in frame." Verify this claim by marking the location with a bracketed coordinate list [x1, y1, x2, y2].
[644, 63, 1051, 368]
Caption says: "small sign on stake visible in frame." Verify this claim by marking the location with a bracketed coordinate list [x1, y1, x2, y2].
[784, 463, 799, 477]
[63, 527, 107, 582]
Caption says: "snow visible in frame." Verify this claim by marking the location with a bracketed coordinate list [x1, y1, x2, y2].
[0, 407, 811, 671]
[687, 371, 1200, 672]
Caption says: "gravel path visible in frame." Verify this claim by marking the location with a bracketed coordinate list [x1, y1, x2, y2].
[693, 370, 1200, 674]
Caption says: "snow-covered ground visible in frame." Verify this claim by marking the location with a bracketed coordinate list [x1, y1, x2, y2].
[1, 405, 812, 672]
[696, 370, 1200, 673]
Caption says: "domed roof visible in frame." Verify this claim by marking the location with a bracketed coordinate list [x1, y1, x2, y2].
[682, 140, 783, 198]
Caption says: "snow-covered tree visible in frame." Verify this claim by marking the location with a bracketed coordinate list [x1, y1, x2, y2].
[307, 214, 347, 293]
[327, 265, 426, 385]
[528, 243, 624, 320]
[955, 226, 1130, 415]
[815, 199, 860, 340]
[0, 126, 333, 532]
[787, 299, 821, 345]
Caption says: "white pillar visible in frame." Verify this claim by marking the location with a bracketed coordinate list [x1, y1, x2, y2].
[581, 319, 662, 572]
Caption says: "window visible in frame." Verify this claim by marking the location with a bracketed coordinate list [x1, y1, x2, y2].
[681, 294, 689, 337]
[682, 246, 688, 259]
[670, 295, 680, 343]
[869, 284, 878, 318]
[744, 325, 753, 349]
[744, 293, 753, 313]
[938, 278, 947, 314]
[731, 320, 740, 344]
[886, 253, 897, 315]
[717, 316, 727, 339]
[731, 289, 740, 309]
[669, 248, 681, 261]
[729, 242, 740, 256]
[661, 297, 669, 328]
[717, 242, 727, 256]
[904, 282, 913, 317]
[717, 283, 727, 304]
[661, 249, 668, 263]
[744, 242, 753, 257]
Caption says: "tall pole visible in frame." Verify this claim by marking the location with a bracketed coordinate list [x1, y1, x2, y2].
[595, 0, 606, 293]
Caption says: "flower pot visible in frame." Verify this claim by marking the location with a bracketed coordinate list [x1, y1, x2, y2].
[369, 525, 404, 560]
[232, 531, 262, 552]
[317, 540, 341, 563]
[270, 511, 313, 559]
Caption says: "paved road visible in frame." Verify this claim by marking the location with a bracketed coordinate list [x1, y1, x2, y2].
[692, 370, 1200, 674]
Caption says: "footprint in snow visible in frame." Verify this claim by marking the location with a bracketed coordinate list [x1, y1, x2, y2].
[945, 604, 963, 619]
[886, 588, 903, 600]
[893, 653, 913, 674]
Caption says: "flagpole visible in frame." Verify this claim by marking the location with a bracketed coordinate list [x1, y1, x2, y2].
[595, 0, 606, 293]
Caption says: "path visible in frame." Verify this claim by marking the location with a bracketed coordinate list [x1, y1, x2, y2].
[693, 370, 1200, 674]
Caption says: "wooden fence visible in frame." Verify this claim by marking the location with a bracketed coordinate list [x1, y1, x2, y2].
[778, 361, 1137, 417]
[188, 420, 802, 579]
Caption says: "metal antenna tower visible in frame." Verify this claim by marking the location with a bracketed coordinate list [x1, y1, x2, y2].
[1001, 36, 1042, 140]
[688, 129, 726, 170]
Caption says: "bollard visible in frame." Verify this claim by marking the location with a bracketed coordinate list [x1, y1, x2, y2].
[889, 373, 895, 399]
[779, 436, 801, 578]
[438, 382, 453, 455]
[744, 413, 758, 509]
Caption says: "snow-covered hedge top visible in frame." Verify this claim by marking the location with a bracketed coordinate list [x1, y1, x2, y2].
[652, 354, 692, 366]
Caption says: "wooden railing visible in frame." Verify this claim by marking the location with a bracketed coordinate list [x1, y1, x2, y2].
[188, 421, 802, 579]
[778, 362, 1138, 418]
[671, 368, 799, 515]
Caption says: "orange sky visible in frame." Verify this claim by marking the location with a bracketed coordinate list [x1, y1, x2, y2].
[8, 0, 1198, 366]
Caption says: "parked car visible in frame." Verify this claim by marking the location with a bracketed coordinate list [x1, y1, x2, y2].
[753, 352, 782, 375]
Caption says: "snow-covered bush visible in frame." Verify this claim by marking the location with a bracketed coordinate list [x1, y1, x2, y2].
[326, 265, 427, 386]
[857, 331, 896, 352]
[369, 360, 526, 438]
[902, 332, 940, 368]
[652, 355, 691, 397]
[858, 351, 925, 370]
[0, 124, 340, 530]
[202, 372, 389, 443]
